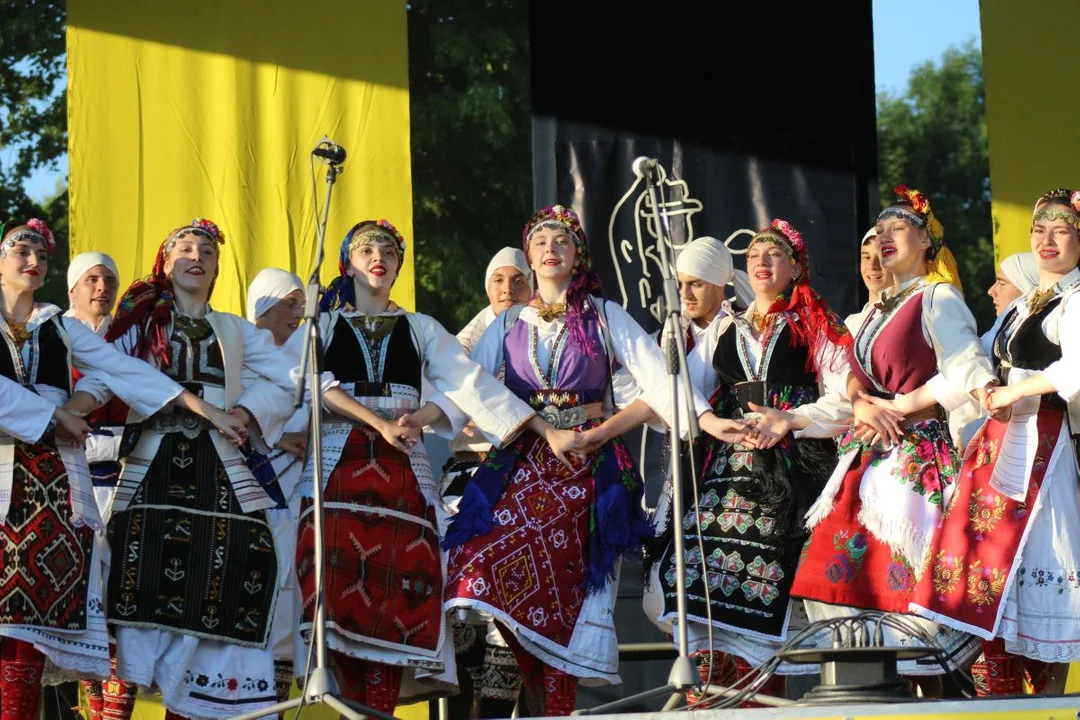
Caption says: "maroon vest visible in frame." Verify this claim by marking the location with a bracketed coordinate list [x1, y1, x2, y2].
[848, 288, 936, 397]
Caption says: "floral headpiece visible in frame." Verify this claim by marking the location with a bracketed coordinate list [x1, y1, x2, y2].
[747, 217, 851, 375]
[337, 219, 407, 276]
[879, 185, 945, 251]
[750, 218, 809, 281]
[155, 218, 225, 276]
[321, 218, 408, 312]
[1032, 188, 1080, 230]
[1, 218, 56, 257]
[521, 204, 604, 357]
[523, 204, 594, 280]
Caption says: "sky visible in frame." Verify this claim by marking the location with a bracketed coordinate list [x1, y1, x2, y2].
[10, 0, 984, 204]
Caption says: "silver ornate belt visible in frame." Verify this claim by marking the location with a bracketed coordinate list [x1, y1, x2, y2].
[148, 412, 208, 439]
[538, 402, 602, 430]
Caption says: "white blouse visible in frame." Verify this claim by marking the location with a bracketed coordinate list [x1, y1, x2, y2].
[469, 296, 711, 432]
[687, 303, 852, 439]
[996, 268, 1080, 403]
[285, 307, 537, 448]
[0, 375, 56, 443]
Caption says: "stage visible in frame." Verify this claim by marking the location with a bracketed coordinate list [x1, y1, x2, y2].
[570, 695, 1079, 719]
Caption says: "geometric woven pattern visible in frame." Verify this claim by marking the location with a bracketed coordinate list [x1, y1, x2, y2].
[0, 442, 93, 630]
[447, 432, 593, 649]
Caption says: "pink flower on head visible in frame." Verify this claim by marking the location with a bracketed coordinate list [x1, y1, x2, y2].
[770, 218, 804, 252]
[24, 218, 56, 254]
[1070, 191, 1080, 215]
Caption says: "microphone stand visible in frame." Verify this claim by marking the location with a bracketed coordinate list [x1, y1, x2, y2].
[573, 161, 778, 714]
[229, 152, 394, 720]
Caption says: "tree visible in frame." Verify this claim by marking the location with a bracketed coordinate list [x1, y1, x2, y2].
[407, 0, 532, 331]
[0, 0, 69, 306]
[876, 39, 995, 328]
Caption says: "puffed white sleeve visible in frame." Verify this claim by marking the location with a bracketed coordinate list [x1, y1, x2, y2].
[71, 324, 141, 406]
[923, 284, 996, 395]
[603, 301, 712, 431]
[66, 319, 184, 417]
[1042, 290, 1080, 402]
[790, 336, 853, 439]
[414, 313, 535, 447]
[0, 376, 56, 443]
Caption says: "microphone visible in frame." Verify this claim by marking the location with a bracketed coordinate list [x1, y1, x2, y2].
[312, 138, 346, 165]
[632, 156, 659, 178]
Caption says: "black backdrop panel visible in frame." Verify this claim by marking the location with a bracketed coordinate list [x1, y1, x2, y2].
[553, 133, 862, 331]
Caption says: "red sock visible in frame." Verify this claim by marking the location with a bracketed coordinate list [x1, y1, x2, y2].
[80, 679, 104, 715]
[363, 663, 403, 714]
[973, 638, 1023, 696]
[163, 711, 189, 720]
[542, 665, 578, 716]
[100, 644, 138, 719]
[0, 638, 46, 720]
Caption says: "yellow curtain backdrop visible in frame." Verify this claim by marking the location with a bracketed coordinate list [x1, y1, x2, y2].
[67, 0, 425, 717]
[981, 0, 1080, 263]
[67, 0, 416, 312]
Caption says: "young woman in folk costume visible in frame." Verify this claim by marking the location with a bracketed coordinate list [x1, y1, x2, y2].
[643, 219, 854, 705]
[0, 219, 241, 720]
[791, 186, 996, 683]
[73, 218, 373, 720]
[287, 219, 548, 714]
[442, 205, 748, 716]
[908, 189, 1080, 696]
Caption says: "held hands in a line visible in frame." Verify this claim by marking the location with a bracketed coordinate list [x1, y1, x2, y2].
[852, 391, 904, 448]
[53, 408, 91, 447]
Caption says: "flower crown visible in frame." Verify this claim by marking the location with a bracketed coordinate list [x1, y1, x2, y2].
[1, 218, 56, 255]
[769, 218, 804, 253]
[187, 217, 225, 244]
[890, 184, 945, 245]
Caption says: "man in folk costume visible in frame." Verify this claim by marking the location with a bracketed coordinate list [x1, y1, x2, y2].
[444, 247, 532, 720]
[62, 252, 143, 719]
[845, 227, 894, 332]
[0, 219, 240, 719]
[669, 236, 754, 351]
[910, 189, 1080, 695]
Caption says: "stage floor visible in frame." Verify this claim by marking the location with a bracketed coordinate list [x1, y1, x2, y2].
[574, 695, 1080, 719]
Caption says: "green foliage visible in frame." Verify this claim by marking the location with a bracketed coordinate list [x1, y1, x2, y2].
[407, 0, 532, 332]
[876, 39, 994, 328]
[0, 0, 68, 305]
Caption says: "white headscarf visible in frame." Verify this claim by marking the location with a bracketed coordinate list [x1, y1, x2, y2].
[999, 252, 1039, 295]
[67, 252, 119, 293]
[246, 267, 304, 322]
[675, 236, 754, 307]
[485, 247, 532, 287]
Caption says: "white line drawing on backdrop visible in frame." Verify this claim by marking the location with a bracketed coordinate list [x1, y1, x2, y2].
[607, 164, 756, 323]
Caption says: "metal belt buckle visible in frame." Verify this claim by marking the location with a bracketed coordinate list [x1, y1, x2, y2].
[151, 413, 204, 439]
[540, 404, 586, 429]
